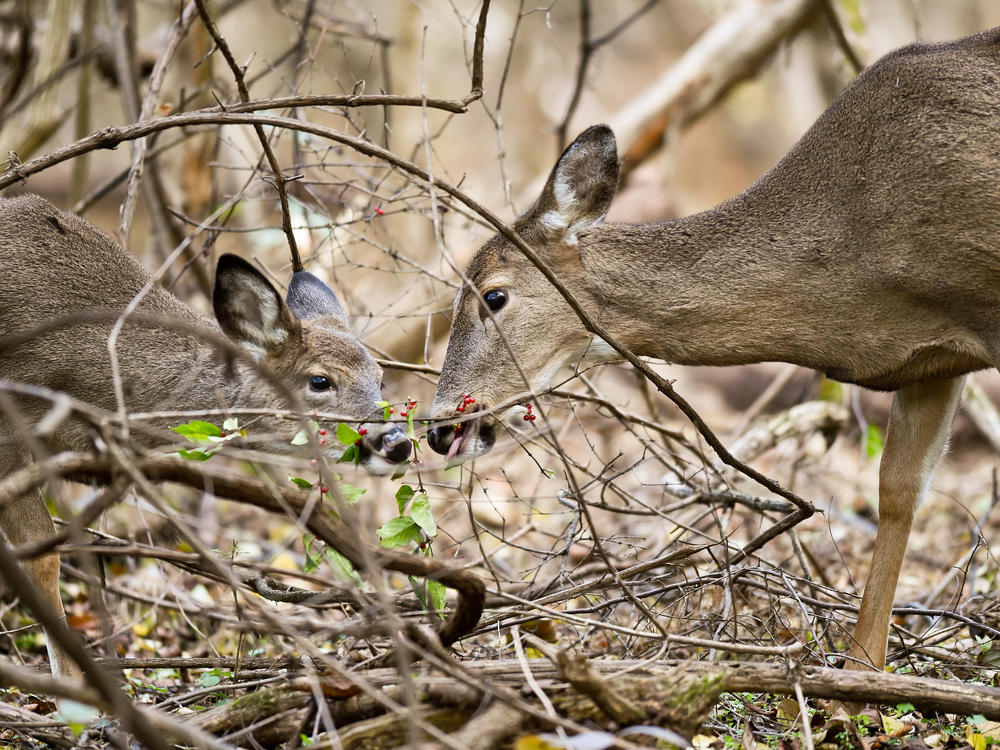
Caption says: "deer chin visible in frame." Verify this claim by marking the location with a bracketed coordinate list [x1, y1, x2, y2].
[426, 408, 496, 464]
[448, 419, 496, 463]
[360, 451, 410, 475]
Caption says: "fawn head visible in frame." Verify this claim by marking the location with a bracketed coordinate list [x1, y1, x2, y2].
[213, 256, 410, 470]
[428, 126, 621, 461]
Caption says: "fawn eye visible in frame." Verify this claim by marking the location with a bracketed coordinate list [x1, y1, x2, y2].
[309, 375, 334, 392]
[483, 289, 507, 312]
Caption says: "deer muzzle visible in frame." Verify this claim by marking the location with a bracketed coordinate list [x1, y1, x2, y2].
[359, 423, 412, 468]
[426, 404, 495, 462]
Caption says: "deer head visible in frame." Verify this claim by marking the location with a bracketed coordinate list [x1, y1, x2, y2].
[427, 126, 621, 460]
[212, 255, 411, 471]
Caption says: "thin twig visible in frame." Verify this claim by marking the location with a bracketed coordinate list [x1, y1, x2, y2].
[193, 0, 304, 271]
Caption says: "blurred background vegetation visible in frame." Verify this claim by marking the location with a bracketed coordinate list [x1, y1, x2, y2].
[4, 1, 1000, 742]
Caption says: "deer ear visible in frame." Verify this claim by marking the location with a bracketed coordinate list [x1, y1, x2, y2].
[527, 124, 620, 246]
[213, 254, 297, 356]
[286, 269, 348, 326]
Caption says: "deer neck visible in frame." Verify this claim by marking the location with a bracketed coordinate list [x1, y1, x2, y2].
[576, 200, 837, 370]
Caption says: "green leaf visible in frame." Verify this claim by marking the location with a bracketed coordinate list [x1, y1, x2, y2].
[340, 483, 366, 504]
[409, 492, 436, 537]
[325, 547, 364, 586]
[864, 424, 884, 459]
[395, 484, 415, 514]
[336, 422, 361, 445]
[172, 420, 222, 443]
[895, 702, 916, 713]
[427, 579, 447, 617]
[290, 419, 321, 446]
[376, 400, 392, 420]
[177, 449, 213, 462]
[303, 534, 320, 573]
[408, 574, 427, 609]
[289, 475, 313, 490]
[196, 669, 225, 688]
[337, 444, 360, 465]
[376, 517, 422, 548]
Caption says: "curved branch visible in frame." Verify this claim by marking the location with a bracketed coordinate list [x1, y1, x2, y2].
[1, 112, 811, 521]
[0, 450, 485, 647]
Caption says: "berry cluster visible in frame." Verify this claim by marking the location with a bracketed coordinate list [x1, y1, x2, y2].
[456, 392, 476, 413]
[522, 403, 537, 422]
[400, 397, 417, 418]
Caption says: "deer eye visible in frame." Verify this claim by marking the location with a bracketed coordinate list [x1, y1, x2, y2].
[483, 289, 507, 312]
[309, 375, 334, 392]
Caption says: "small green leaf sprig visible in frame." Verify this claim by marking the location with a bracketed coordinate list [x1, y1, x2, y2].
[172, 417, 245, 461]
[377, 484, 445, 615]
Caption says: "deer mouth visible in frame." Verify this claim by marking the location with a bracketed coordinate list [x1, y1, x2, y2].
[427, 404, 495, 462]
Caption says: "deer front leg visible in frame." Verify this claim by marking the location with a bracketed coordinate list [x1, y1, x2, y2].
[0, 489, 84, 683]
[846, 376, 963, 671]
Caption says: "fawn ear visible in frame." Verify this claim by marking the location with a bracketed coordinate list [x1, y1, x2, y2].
[525, 124, 620, 246]
[213, 254, 297, 356]
[286, 269, 348, 326]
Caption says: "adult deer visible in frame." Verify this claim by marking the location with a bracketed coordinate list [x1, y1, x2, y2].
[0, 194, 410, 682]
[428, 28, 1000, 672]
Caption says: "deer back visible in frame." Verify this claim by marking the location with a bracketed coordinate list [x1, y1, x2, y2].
[428, 28, 1000, 460]
[0, 195, 410, 469]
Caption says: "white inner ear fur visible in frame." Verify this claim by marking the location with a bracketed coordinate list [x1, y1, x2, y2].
[253, 294, 288, 343]
[235, 282, 288, 353]
[544, 169, 600, 246]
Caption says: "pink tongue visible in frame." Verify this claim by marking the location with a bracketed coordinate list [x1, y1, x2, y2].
[445, 432, 464, 461]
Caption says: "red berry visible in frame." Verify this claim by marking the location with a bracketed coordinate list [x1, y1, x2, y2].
[355, 438, 362, 446]
[468, 398, 475, 404]
[523, 414, 530, 421]
[388, 407, 394, 414]
[318, 429, 327, 436]
[310, 459, 317, 466]
[319, 438, 326, 446]
[374, 206, 384, 215]
[320, 485, 329, 494]
[358, 428, 368, 436]
[457, 405, 465, 413]
[400, 411, 408, 417]
[462, 392, 469, 398]
[418, 459, 425, 467]
[220, 432, 226, 438]
[409, 399, 417, 407]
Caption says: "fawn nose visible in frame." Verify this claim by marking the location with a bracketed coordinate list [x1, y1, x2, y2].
[379, 426, 411, 463]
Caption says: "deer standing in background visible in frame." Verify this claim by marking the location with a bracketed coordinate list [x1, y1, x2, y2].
[0, 194, 410, 683]
[428, 28, 1000, 672]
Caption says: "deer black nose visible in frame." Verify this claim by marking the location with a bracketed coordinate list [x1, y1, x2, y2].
[380, 426, 411, 463]
[427, 423, 454, 455]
